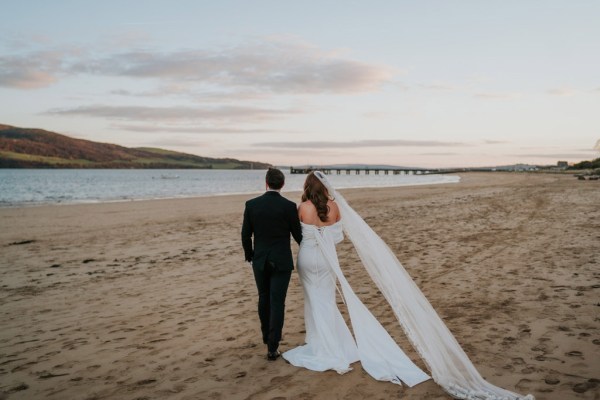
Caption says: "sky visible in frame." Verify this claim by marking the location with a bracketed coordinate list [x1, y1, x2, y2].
[1, 1, 599, 168]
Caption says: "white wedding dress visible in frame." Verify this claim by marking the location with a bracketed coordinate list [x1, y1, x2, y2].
[283, 172, 534, 400]
[283, 221, 430, 386]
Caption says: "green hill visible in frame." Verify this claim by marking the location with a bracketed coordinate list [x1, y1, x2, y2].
[0, 124, 271, 169]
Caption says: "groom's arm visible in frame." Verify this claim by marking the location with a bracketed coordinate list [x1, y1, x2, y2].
[289, 203, 302, 245]
[241, 203, 254, 262]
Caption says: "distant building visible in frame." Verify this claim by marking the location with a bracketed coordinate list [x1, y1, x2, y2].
[557, 161, 568, 169]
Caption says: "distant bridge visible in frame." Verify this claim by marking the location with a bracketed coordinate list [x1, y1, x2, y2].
[290, 166, 474, 175]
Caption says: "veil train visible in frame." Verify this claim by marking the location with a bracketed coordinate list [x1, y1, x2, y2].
[313, 171, 534, 400]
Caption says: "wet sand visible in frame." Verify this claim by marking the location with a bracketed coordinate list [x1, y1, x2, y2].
[0, 172, 598, 400]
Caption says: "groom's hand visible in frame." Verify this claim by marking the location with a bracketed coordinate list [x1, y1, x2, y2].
[244, 249, 253, 264]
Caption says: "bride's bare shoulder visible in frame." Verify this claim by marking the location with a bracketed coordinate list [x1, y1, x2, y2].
[298, 200, 315, 210]
[298, 200, 316, 214]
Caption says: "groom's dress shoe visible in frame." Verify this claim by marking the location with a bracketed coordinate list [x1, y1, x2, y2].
[267, 351, 281, 361]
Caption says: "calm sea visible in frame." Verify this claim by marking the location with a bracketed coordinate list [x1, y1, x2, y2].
[0, 169, 460, 207]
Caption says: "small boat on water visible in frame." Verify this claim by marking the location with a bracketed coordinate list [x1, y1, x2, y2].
[153, 174, 180, 179]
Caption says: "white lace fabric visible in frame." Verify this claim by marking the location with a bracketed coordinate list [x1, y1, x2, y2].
[310, 171, 534, 400]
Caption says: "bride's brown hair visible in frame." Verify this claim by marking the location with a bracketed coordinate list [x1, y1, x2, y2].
[302, 172, 331, 222]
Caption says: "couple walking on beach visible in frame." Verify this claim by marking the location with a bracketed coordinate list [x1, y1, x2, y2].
[241, 168, 533, 400]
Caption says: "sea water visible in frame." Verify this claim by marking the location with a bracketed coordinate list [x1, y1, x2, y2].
[0, 169, 460, 206]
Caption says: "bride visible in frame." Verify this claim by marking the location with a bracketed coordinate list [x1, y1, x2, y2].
[282, 171, 534, 400]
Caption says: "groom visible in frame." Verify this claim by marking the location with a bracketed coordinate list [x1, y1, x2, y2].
[241, 168, 302, 360]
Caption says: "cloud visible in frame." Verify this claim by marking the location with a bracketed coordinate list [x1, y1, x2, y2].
[143, 137, 210, 147]
[547, 87, 576, 96]
[515, 153, 596, 159]
[483, 140, 509, 144]
[0, 51, 63, 89]
[1, 39, 395, 94]
[224, 147, 342, 158]
[109, 89, 135, 96]
[81, 41, 394, 94]
[46, 104, 300, 123]
[110, 85, 268, 102]
[254, 139, 468, 148]
[474, 92, 522, 100]
[419, 152, 460, 156]
[112, 123, 287, 134]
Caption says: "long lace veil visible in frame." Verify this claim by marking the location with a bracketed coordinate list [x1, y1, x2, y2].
[313, 171, 534, 400]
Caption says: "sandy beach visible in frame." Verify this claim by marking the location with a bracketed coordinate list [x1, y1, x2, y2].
[0, 172, 598, 400]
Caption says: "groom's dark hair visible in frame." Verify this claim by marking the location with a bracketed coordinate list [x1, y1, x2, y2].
[266, 167, 285, 190]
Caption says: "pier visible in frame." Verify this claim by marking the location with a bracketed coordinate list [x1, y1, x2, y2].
[290, 166, 469, 175]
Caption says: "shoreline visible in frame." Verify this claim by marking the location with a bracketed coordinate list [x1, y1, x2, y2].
[0, 174, 460, 209]
[1, 172, 598, 399]
[3, 170, 587, 210]
[0, 173, 461, 209]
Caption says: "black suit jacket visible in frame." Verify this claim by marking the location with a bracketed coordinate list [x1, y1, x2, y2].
[242, 191, 302, 271]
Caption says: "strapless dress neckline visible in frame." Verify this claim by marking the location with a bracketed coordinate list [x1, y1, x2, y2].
[300, 220, 341, 229]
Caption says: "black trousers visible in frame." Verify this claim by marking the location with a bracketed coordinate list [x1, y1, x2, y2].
[252, 262, 292, 353]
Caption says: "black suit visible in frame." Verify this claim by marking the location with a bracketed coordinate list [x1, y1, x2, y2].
[242, 191, 302, 352]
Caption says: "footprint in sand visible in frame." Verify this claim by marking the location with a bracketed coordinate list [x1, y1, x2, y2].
[295, 393, 316, 400]
[136, 378, 157, 385]
[565, 350, 583, 358]
[515, 378, 533, 391]
[270, 375, 291, 385]
[511, 357, 526, 366]
[38, 371, 69, 379]
[572, 379, 599, 394]
[531, 344, 548, 352]
[520, 366, 536, 374]
[518, 325, 531, 338]
[5, 383, 29, 394]
[12, 361, 37, 373]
